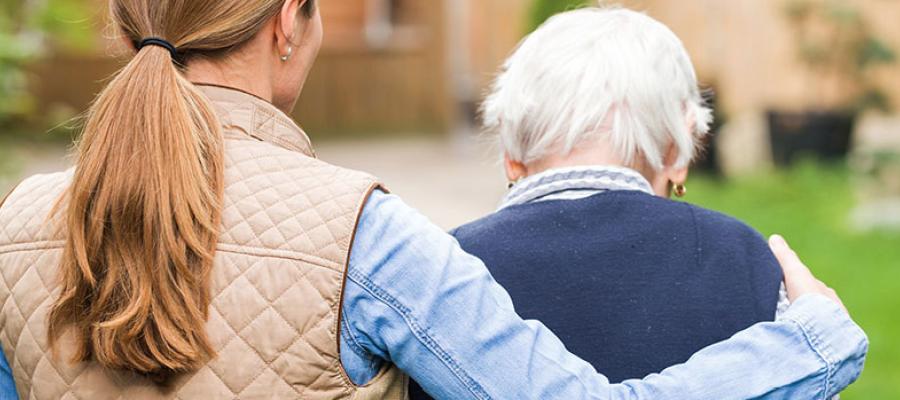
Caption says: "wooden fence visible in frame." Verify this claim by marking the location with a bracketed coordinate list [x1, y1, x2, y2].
[30, 0, 453, 138]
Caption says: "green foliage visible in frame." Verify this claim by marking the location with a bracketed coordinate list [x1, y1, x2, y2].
[0, 0, 93, 126]
[528, 0, 591, 32]
[784, 0, 896, 113]
[689, 163, 900, 399]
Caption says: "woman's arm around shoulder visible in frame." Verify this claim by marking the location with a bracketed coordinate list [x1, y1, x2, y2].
[339, 190, 868, 399]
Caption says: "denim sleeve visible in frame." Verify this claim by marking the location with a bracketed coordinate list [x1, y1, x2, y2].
[340, 190, 868, 399]
[0, 347, 16, 399]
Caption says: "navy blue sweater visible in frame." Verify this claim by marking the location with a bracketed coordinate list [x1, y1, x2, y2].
[410, 191, 782, 397]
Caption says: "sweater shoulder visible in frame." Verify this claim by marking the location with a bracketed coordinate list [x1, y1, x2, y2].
[602, 191, 760, 237]
[616, 191, 769, 244]
[454, 192, 776, 265]
[683, 202, 768, 246]
[680, 201, 782, 281]
[450, 203, 536, 243]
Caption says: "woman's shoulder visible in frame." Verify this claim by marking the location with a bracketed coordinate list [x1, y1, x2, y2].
[675, 200, 781, 277]
[451, 191, 691, 240]
[222, 140, 380, 201]
[680, 201, 768, 244]
[606, 192, 766, 243]
[0, 169, 72, 246]
[452, 191, 770, 255]
[589, 192, 776, 264]
[0, 169, 72, 211]
[449, 202, 540, 241]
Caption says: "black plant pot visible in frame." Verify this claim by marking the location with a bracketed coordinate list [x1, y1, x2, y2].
[767, 110, 856, 167]
[693, 130, 721, 176]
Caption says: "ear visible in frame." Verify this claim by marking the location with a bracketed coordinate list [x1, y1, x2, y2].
[667, 165, 689, 186]
[662, 144, 689, 186]
[276, 0, 304, 51]
[122, 34, 138, 52]
[504, 154, 528, 183]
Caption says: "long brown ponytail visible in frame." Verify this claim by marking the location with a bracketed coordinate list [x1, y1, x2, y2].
[48, 0, 309, 380]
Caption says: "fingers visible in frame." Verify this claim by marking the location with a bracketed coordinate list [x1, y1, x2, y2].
[768, 234, 848, 313]
[769, 234, 814, 298]
[769, 234, 808, 279]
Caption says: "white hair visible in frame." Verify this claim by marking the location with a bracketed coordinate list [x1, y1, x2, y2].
[482, 7, 712, 170]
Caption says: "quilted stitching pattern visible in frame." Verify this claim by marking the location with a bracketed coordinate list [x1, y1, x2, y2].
[0, 88, 407, 399]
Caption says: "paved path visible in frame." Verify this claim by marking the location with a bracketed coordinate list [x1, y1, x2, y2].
[0, 140, 70, 196]
[317, 135, 508, 229]
[1, 135, 507, 229]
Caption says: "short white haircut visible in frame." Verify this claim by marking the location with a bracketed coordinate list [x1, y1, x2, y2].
[482, 7, 712, 170]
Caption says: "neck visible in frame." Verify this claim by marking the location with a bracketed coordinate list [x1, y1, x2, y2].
[525, 143, 666, 196]
[527, 144, 650, 177]
[185, 54, 274, 105]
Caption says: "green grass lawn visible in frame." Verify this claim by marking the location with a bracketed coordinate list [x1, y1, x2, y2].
[689, 164, 900, 399]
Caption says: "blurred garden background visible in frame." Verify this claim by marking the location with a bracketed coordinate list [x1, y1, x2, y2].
[1, 0, 899, 397]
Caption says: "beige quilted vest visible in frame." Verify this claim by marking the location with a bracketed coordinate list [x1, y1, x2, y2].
[0, 85, 408, 399]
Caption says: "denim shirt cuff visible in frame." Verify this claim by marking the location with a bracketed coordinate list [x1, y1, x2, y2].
[779, 294, 869, 396]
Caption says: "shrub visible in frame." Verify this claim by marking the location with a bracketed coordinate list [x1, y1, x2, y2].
[528, 0, 591, 32]
[0, 0, 93, 127]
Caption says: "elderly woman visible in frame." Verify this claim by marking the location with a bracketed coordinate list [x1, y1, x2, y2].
[409, 6, 800, 398]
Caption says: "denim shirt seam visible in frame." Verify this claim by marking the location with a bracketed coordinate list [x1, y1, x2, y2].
[346, 267, 492, 400]
[782, 315, 833, 399]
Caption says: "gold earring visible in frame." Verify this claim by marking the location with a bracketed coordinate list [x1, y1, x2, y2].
[281, 46, 293, 62]
[673, 183, 687, 198]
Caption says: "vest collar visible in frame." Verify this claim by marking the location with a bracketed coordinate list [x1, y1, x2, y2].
[196, 84, 316, 158]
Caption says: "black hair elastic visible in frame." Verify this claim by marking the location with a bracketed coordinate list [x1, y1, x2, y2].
[138, 37, 178, 59]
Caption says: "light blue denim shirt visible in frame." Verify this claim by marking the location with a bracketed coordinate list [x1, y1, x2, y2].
[0, 190, 867, 400]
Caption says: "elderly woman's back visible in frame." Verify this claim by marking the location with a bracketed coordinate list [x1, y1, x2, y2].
[407, 167, 783, 399]
[449, 167, 782, 382]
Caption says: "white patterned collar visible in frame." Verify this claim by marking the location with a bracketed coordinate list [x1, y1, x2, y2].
[499, 166, 654, 210]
